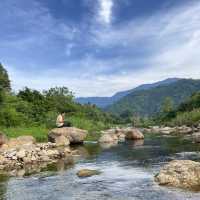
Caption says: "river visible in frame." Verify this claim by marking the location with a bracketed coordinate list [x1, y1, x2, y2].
[1, 134, 200, 200]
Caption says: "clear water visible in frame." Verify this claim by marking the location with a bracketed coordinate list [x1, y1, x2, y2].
[1, 134, 200, 200]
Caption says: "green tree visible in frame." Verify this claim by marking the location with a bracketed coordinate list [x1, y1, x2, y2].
[17, 87, 47, 122]
[0, 63, 11, 91]
[161, 97, 174, 114]
[43, 87, 74, 113]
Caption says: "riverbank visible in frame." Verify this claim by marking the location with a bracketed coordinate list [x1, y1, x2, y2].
[0, 126, 49, 142]
[1, 134, 200, 200]
[0, 125, 112, 143]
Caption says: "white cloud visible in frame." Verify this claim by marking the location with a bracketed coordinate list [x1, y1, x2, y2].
[98, 0, 113, 25]
[2, 0, 200, 97]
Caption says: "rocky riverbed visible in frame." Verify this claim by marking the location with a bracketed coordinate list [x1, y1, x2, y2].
[1, 134, 200, 200]
[0, 126, 144, 176]
[1, 125, 200, 195]
[0, 127, 89, 176]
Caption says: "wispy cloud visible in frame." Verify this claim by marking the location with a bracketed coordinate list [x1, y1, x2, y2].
[1, 0, 200, 97]
[98, 0, 113, 25]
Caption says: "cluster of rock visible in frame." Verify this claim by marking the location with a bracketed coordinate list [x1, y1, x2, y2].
[0, 127, 88, 174]
[143, 125, 196, 135]
[143, 125, 200, 143]
[98, 128, 144, 146]
[0, 135, 72, 172]
[155, 160, 200, 191]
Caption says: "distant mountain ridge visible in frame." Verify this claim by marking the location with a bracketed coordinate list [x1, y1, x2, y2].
[106, 79, 200, 117]
[76, 78, 180, 108]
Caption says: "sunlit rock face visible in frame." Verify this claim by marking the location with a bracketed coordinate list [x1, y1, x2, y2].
[155, 160, 200, 190]
[125, 128, 144, 140]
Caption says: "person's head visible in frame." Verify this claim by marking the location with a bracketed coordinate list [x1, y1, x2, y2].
[61, 112, 65, 117]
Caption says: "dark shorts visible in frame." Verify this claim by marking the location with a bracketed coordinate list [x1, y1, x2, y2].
[58, 121, 72, 128]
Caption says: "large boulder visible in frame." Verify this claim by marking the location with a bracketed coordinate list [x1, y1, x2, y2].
[98, 133, 118, 143]
[48, 127, 88, 144]
[155, 160, 200, 190]
[115, 129, 126, 142]
[54, 135, 70, 147]
[0, 132, 8, 146]
[125, 128, 144, 140]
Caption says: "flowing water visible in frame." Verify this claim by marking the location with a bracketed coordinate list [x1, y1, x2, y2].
[1, 134, 200, 200]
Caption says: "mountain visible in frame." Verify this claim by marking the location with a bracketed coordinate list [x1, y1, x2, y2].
[106, 79, 200, 117]
[76, 78, 180, 108]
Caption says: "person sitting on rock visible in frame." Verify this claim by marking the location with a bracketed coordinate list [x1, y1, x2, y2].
[56, 112, 71, 128]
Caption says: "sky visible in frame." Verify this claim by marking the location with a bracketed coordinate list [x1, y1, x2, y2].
[1, 0, 200, 97]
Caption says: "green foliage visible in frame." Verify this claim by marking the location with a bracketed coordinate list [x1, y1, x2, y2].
[161, 97, 174, 114]
[107, 79, 200, 117]
[0, 64, 118, 141]
[156, 92, 200, 126]
[169, 109, 200, 126]
[0, 63, 11, 91]
[0, 64, 118, 140]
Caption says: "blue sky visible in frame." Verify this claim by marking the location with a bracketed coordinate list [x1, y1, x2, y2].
[1, 0, 200, 97]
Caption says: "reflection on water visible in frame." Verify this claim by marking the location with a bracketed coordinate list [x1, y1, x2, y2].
[1, 134, 200, 200]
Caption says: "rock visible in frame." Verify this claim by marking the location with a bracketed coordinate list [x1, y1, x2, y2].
[118, 133, 126, 142]
[6, 136, 36, 148]
[159, 127, 175, 135]
[125, 128, 144, 140]
[142, 128, 152, 134]
[115, 129, 126, 142]
[176, 126, 193, 134]
[98, 133, 118, 143]
[16, 149, 26, 159]
[150, 126, 161, 134]
[155, 160, 200, 190]
[192, 132, 200, 143]
[48, 127, 88, 144]
[77, 169, 101, 177]
[22, 156, 32, 164]
[0, 132, 8, 146]
[54, 135, 70, 147]
[46, 149, 60, 158]
[17, 136, 36, 144]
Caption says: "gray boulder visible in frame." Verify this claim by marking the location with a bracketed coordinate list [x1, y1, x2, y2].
[155, 160, 200, 190]
[125, 128, 144, 140]
[48, 127, 88, 144]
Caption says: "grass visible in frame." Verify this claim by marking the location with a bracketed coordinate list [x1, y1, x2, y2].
[0, 126, 49, 142]
[0, 126, 104, 142]
[0, 116, 114, 142]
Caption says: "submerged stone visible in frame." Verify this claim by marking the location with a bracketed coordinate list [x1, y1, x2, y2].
[77, 169, 101, 178]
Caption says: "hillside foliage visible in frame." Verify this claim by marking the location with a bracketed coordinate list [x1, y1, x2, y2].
[106, 79, 200, 120]
[0, 63, 118, 136]
[158, 92, 200, 126]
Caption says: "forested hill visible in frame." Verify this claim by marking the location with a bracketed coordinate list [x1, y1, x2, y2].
[76, 78, 179, 108]
[106, 79, 200, 117]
